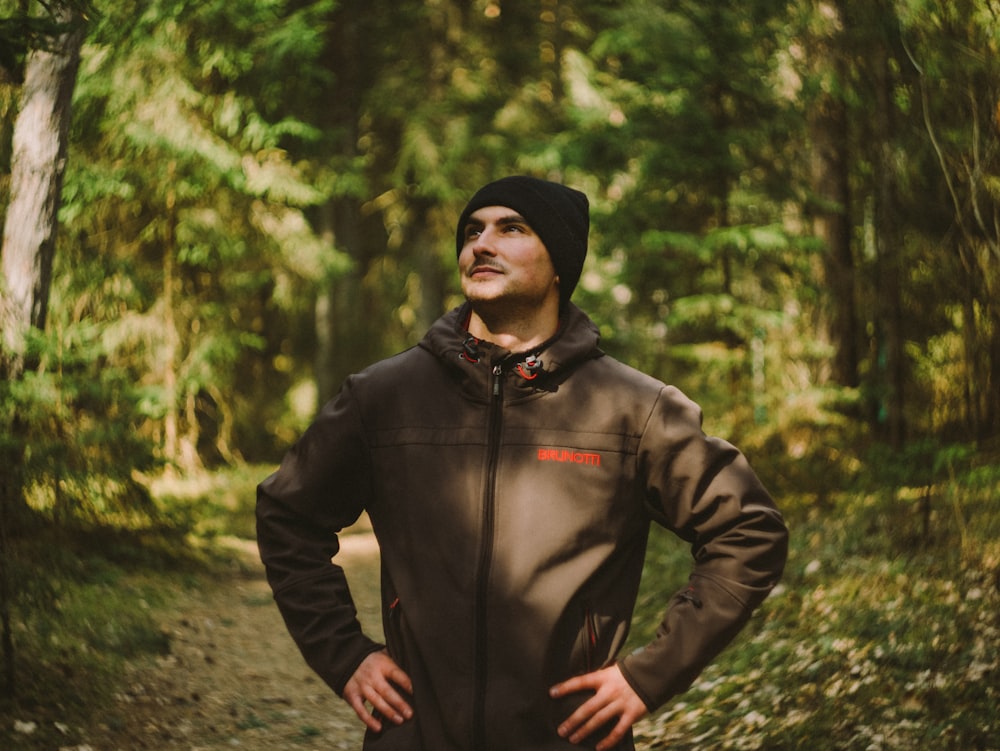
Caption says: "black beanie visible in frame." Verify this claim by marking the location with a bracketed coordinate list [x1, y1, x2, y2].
[456, 175, 589, 310]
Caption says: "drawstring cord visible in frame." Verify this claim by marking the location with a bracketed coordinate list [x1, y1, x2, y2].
[515, 354, 543, 380]
[460, 335, 481, 363]
[459, 337, 544, 382]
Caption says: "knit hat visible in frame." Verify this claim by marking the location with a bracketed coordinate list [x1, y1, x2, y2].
[456, 175, 589, 310]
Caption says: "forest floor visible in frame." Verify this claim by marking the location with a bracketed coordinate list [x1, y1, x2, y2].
[6, 464, 998, 750]
[79, 532, 382, 751]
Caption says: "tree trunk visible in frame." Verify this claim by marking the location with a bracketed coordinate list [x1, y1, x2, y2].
[314, 196, 387, 406]
[0, 1, 87, 699]
[804, 2, 860, 390]
[312, 0, 388, 407]
[161, 165, 181, 470]
[810, 85, 858, 388]
[872, 36, 906, 449]
[0, 4, 85, 375]
[411, 196, 448, 334]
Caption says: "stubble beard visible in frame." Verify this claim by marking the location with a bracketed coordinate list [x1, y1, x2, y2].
[463, 280, 559, 345]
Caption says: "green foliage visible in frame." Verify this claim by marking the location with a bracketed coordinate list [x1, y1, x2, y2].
[59, 0, 341, 464]
[0, 322, 159, 529]
[6, 0, 989, 481]
[2, 0, 997, 481]
[149, 463, 269, 541]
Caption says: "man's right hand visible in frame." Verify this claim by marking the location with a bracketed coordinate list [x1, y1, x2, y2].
[343, 650, 414, 733]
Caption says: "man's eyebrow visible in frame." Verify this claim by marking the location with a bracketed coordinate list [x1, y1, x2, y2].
[495, 214, 530, 227]
[463, 214, 532, 232]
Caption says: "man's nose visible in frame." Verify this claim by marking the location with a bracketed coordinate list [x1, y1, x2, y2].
[472, 229, 498, 255]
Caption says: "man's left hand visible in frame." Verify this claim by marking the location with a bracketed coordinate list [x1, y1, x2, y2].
[550, 664, 648, 750]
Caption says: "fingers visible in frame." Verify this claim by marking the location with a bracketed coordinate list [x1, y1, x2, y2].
[559, 699, 619, 746]
[343, 650, 414, 733]
[347, 679, 412, 732]
[380, 658, 415, 697]
[550, 671, 594, 699]
[550, 665, 648, 750]
[345, 689, 384, 733]
[554, 693, 615, 747]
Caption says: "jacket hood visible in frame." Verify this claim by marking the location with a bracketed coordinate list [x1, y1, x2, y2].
[418, 302, 604, 399]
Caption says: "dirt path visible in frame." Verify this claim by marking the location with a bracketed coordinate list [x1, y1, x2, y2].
[84, 533, 665, 751]
[86, 533, 382, 751]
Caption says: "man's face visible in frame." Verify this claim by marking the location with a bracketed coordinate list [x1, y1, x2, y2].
[458, 205, 559, 313]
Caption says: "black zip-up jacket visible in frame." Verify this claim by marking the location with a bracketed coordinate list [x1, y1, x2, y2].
[256, 303, 788, 750]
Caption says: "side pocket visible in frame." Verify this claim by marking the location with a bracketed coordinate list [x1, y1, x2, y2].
[582, 605, 598, 673]
[578, 605, 629, 674]
[386, 596, 408, 671]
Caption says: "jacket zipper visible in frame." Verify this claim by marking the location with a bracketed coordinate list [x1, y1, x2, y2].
[472, 363, 504, 750]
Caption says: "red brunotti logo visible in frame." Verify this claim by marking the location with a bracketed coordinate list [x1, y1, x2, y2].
[537, 448, 601, 467]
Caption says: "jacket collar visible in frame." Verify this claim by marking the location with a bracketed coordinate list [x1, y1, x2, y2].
[419, 302, 603, 400]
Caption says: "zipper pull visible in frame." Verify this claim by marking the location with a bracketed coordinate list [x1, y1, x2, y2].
[492, 364, 502, 397]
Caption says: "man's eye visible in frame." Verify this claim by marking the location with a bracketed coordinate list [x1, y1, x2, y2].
[465, 227, 482, 239]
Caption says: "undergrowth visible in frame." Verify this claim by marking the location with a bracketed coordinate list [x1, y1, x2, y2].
[0, 464, 268, 751]
[630, 460, 1000, 750]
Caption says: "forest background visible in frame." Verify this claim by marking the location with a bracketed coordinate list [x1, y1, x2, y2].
[1, 0, 998, 749]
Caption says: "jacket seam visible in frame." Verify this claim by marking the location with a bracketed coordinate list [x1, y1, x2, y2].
[638, 387, 669, 444]
[688, 571, 755, 610]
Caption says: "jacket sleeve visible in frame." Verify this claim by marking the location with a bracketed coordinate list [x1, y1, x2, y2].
[618, 385, 788, 710]
[255, 378, 383, 696]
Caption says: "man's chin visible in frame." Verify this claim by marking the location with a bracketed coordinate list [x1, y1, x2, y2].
[461, 281, 505, 304]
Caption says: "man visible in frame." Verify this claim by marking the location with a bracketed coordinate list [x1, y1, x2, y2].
[256, 175, 788, 750]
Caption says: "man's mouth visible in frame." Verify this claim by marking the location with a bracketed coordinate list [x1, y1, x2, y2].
[469, 264, 503, 277]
